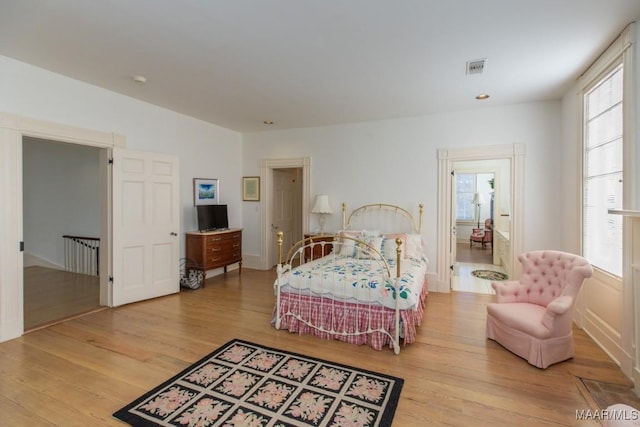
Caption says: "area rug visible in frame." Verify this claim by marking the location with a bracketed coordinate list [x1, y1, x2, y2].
[113, 339, 404, 426]
[471, 269, 508, 281]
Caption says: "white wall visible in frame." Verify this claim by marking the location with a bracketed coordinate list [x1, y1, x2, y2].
[243, 101, 564, 276]
[23, 137, 100, 267]
[0, 55, 242, 258]
[560, 82, 582, 255]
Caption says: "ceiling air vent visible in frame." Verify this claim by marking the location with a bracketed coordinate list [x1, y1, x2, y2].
[466, 59, 486, 75]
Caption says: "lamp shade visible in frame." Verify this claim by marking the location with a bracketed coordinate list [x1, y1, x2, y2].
[311, 195, 332, 214]
[471, 192, 486, 205]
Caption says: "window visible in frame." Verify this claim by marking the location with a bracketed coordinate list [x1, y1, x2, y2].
[456, 173, 476, 221]
[583, 64, 623, 277]
[456, 172, 493, 223]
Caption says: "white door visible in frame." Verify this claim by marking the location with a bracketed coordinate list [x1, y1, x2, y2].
[271, 169, 295, 265]
[112, 148, 180, 306]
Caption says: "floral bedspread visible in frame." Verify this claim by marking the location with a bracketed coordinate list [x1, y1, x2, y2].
[275, 254, 427, 310]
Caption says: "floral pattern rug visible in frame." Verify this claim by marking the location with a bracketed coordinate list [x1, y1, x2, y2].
[113, 339, 403, 426]
[471, 269, 508, 281]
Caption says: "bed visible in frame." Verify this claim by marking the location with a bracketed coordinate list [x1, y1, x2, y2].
[272, 203, 429, 354]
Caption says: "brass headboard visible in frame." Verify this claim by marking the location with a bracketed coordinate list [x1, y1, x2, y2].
[342, 203, 424, 233]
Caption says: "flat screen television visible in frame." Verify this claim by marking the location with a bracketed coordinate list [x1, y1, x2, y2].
[197, 204, 229, 232]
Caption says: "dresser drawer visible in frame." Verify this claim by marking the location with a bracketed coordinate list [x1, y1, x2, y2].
[207, 249, 241, 266]
[206, 243, 241, 261]
[205, 231, 241, 244]
[206, 240, 241, 254]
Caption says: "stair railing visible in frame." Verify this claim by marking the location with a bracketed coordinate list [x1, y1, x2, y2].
[62, 235, 100, 276]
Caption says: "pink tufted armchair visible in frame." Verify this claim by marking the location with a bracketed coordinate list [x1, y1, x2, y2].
[486, 250, 593, 369]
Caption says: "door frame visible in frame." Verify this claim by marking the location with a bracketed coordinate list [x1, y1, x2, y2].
[270, 168, 303, 267]
[0, 112, 124, 341]
[437, 144, 525, 292]
[260, 157, 310, 269]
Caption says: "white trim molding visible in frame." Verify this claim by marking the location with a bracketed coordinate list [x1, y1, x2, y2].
[0, 113, 125, 148]
[608, 209, 640, 394]
[0, 113, 124, 342]
[260, 157, 311, 270]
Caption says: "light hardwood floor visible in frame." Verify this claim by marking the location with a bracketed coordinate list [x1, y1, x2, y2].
[453, 243, 504, 294]
[24, 266, 101, 331]
[456, 242, 493, 264]
[0, 268, 632, 426]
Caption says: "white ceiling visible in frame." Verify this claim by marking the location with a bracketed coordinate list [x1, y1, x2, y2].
[1, 1, 639, 133]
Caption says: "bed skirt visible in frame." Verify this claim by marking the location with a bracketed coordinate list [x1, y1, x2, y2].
[272, 279, 428, 351]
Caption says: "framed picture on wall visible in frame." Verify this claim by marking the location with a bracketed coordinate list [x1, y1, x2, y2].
[242, 176, 260, 201]
[194, 178, 219, 205]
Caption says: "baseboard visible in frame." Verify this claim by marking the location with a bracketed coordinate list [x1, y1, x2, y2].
[204, 264, 239, 279]
[429, 273, 450, 293]
[24, 252, 64, 270]
[242, 254, 268, 270]
[583, 313, 623, 367]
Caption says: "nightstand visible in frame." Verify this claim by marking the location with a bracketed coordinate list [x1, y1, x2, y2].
[303, 233, 334, 261]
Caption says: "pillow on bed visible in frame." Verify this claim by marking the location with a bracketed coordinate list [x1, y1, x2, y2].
[337, 230, 362, 238]
[340, 229, 379, 238]
[335, 230, 362, 257]
[361, 229, 381, 238]
[382, 233, 407, 260]
[405, 234, 424, 259]
[357, 236, 383, 259]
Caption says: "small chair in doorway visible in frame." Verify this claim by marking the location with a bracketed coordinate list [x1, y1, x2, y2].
[470, 218, 493, 250]
[486, 250, 593, 369]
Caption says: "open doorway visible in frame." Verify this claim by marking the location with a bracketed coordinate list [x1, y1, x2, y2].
[450, 164, 503, 293]
[22, 137, 103, 330]
[1, 113, 180, 343]
[436, 144, 524, 294]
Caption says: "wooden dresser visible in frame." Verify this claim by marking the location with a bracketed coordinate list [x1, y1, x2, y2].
[186, 229, 242, 277]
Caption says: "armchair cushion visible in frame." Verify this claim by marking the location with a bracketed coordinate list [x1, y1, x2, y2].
[470, 228, 484, 240]
[487, 303, 549, 338]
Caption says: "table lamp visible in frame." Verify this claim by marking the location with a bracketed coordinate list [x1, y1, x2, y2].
[311, 195, 332, 234]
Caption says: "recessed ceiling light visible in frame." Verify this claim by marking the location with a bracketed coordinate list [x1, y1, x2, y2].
[133, 75, 147, 84]
[476, 94, 490, 100]
[263, 120, 274, 125]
